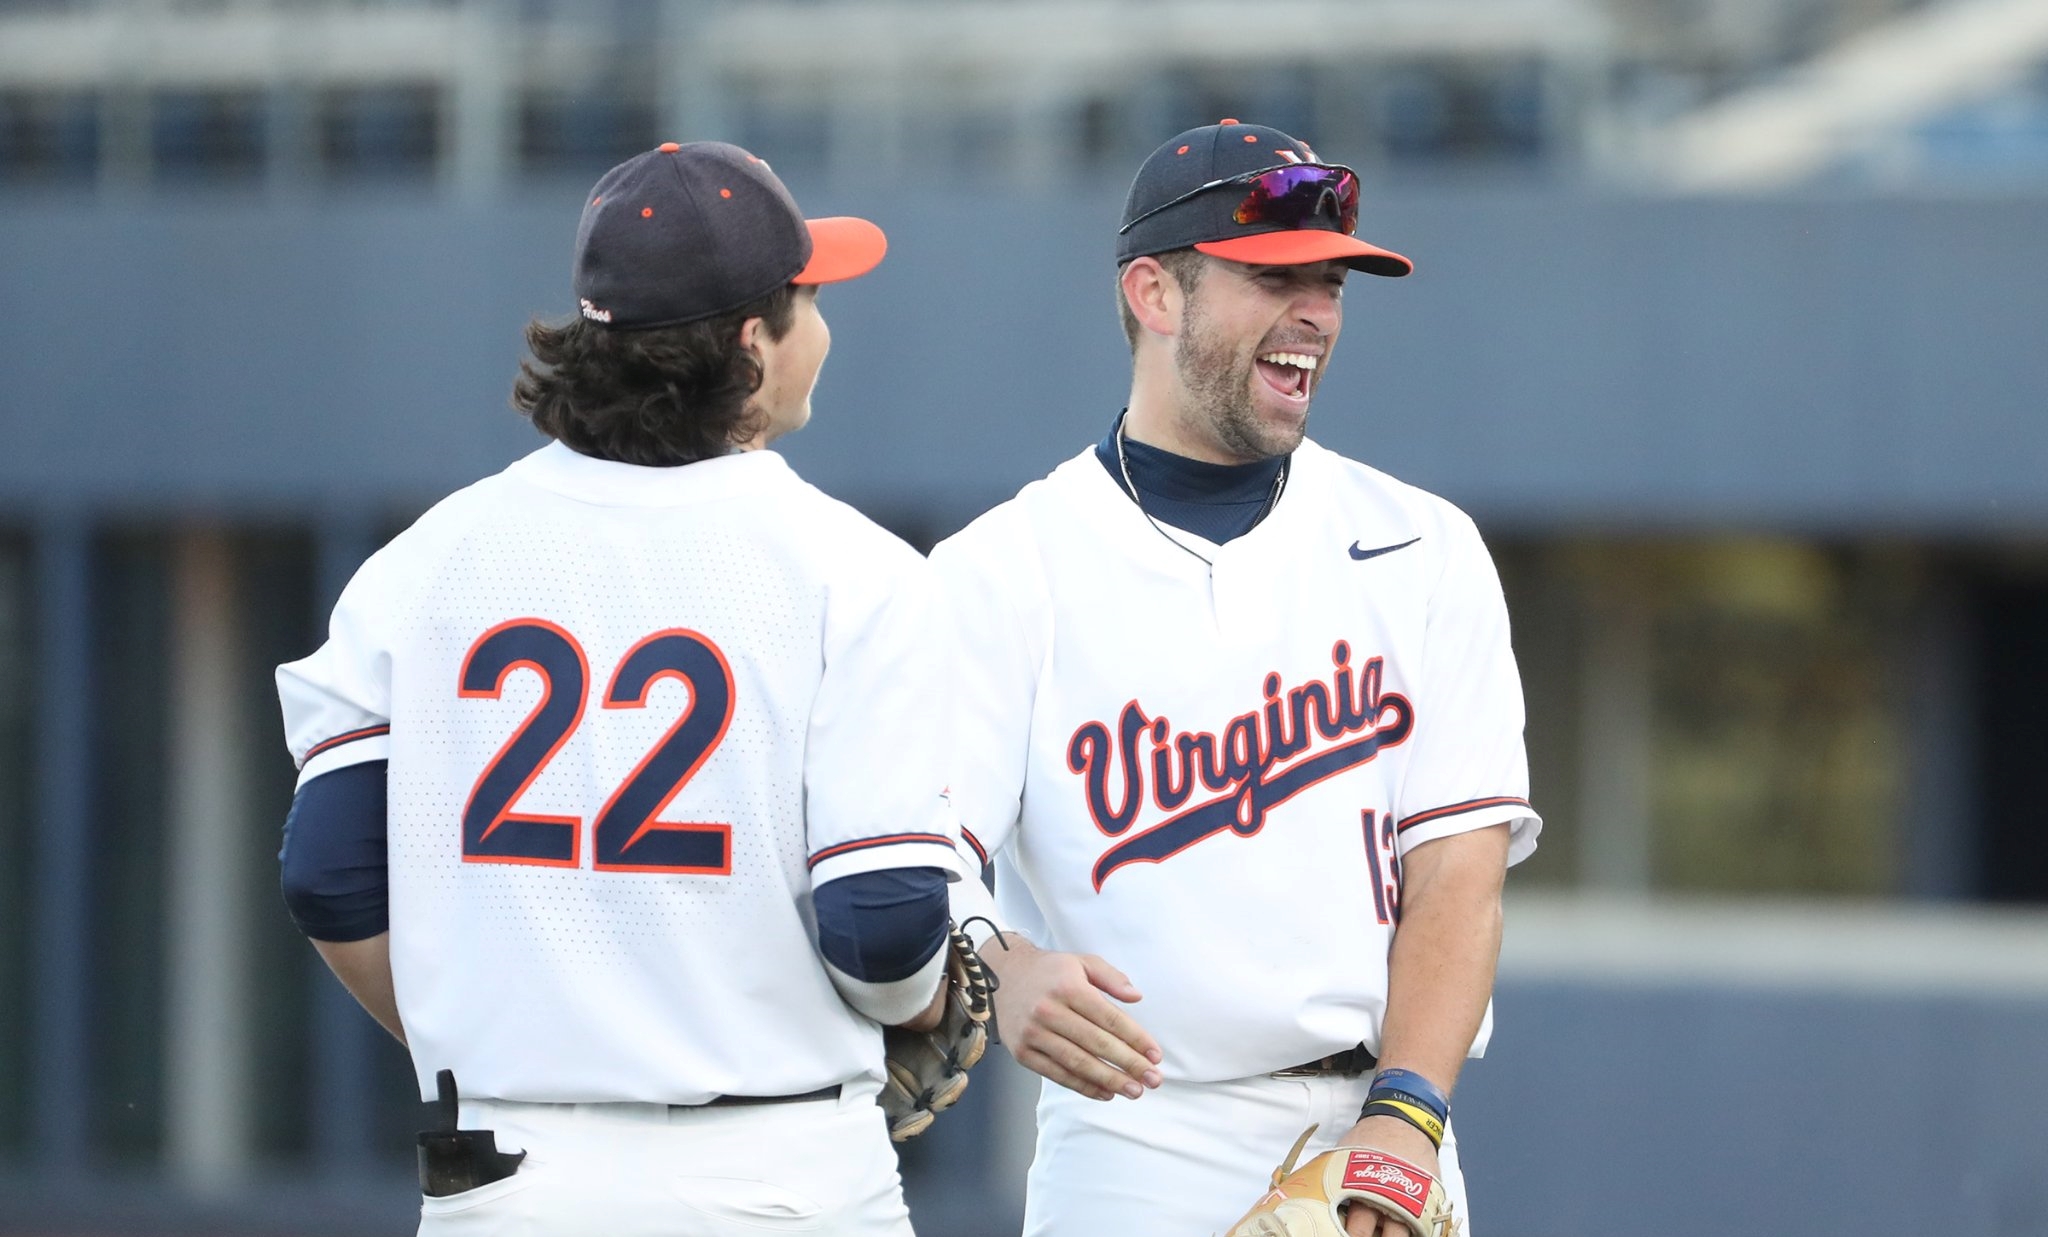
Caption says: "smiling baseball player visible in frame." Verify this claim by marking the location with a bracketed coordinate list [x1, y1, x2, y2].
[274, 141, 966, 1235]
[935, 121, 1542, 1237]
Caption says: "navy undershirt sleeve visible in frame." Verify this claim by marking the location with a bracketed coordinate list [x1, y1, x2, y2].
[1095, 414, 1288, 544]
[814, 867, 950, 983]
[279, 760, 390, 943]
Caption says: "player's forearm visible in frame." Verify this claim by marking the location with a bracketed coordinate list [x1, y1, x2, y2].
[1374, 824, 1511, 1095]
[814, 866, 954, 1025]
[825, 944, 949, 1026]
[311, 933, 407, 1045]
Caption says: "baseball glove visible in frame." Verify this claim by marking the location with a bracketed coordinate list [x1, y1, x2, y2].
[1225, 1124, 1459, 1237]
[877, 922, 995, 1141]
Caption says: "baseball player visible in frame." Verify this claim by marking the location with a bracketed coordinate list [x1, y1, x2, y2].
[274, 141, 966, 1235]
[936, 121, 1542, 1236]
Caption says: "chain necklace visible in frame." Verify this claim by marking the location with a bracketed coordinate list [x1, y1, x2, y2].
[1113, 413, 1290, 569]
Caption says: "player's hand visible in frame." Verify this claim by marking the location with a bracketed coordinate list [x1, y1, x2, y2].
[979, 936, 1163, 1101]
[1334, 1115, 1441, 1236]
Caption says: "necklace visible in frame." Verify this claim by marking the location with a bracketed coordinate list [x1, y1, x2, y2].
[1113, 414, 1290, 569]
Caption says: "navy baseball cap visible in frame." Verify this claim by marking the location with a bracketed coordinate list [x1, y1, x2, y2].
[572, 141, 887, 329]
[1116, 120, 1410, 277]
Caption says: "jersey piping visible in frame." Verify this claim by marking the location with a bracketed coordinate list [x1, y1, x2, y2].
[302, 723, 392, 764]
[808, 833, 957, 868]
[1397, 795, 1535, 833]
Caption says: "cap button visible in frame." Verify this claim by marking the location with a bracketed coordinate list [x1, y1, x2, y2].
[1219, 117, 1239, 126]
[657, 141, 681, 153]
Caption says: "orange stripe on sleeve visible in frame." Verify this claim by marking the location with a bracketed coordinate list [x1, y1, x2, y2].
[807, 833, 954, 869]
[304, 724, 392, 762]
[1396, 795, 1531, 833]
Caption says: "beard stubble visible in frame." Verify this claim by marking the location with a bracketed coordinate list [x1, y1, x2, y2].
[1172, 292, 1307, 462]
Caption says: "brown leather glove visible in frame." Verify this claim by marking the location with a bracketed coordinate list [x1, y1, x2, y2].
[1225, 1124, 1460, 1237]
[876, 922, 995, 1141]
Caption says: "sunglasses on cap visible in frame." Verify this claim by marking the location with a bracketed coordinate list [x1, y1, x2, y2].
[1119, 163, 1361, 238]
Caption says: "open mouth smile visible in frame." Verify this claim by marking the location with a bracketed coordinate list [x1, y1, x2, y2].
[1255, 351, 1318, 401]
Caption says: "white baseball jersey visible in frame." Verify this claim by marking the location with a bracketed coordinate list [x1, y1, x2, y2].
[935, 439, 1540, 1083]
[277, 441, 962, 1104]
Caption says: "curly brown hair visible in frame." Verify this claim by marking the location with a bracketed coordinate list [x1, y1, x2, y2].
[511, 286, 798, 466]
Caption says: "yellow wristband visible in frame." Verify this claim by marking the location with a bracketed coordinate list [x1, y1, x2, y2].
[1360, 1097, 1445, 1147]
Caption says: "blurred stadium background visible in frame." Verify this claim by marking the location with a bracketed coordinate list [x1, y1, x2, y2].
[2, 0, 2046, 1233]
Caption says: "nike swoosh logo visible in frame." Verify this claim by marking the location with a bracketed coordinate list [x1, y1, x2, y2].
[1349, 537, 1420, 561]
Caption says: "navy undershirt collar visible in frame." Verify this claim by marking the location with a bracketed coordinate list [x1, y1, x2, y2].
[1094, 412, 1289, 546]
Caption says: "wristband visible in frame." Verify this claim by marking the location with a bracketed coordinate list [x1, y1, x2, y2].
[1358, 1097, 1445, 1148]
[1368, 1067, 1450, 1124]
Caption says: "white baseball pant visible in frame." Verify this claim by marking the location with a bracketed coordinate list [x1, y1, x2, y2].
[415, 1077, 914, 1237]
[1021, 1070, 1471, 1237]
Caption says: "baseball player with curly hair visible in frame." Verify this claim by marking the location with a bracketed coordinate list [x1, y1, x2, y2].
[274, 141, 967, 1235]
[937, 121, 1543, 1237]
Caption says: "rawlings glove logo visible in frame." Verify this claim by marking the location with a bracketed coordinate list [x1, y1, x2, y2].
[1342, 1151, 1432, 1220]
[1344, 1157, 1427, 1199]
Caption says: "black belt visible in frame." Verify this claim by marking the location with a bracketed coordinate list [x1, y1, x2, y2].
[1271, 1045, 1378, 1078]
[693, 1084, 842, 1109]
[416, 1072, 842, 1197]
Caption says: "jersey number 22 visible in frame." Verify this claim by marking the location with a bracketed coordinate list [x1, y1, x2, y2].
[458, 618, 734, 874]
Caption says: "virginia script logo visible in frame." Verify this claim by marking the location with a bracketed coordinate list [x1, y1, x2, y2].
[1068, 641, 1412, 889]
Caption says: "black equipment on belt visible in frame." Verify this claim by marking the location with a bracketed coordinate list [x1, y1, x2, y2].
[1270, 1044, 1379, 1078]
[417, 1069, 527, 1199]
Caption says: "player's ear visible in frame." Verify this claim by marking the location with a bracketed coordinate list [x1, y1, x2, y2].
[737, 315, 764, 354]
[1121, 257, 1182, 341]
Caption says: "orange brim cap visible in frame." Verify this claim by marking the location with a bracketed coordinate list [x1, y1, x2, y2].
[795, 216, 888, 285]
[1196, 230, 1412, 277]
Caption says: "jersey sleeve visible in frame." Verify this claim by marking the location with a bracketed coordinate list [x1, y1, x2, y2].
[275, 546, 399, 787]
[928, 510, 1052, 937]
[804, 550, 968, 888]
[1392, 508, 1542, 864]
